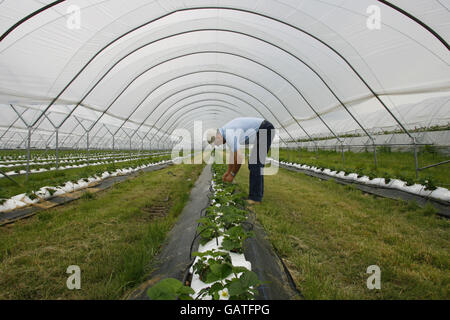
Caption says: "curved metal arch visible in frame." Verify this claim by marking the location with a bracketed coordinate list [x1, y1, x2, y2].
[53, 28, 371, 143]
[0, 0, 65, 42]
[140, 82, 295, 138]
[141, 91, 295, 148]
[141, 94, 263, 142]
[156, 101, 291, 148]
[63, 49, 335, 146]
[161, 106, 289, 148]
[28, 6, 416, 140]
[158, 109, 236, 149]
[137, 83, 307, 146]
[156, 100, 256, 132]
[140, 91, 290, 147]
[160, 105, 251, 143]
[121, 68, 319, 147]
[377, 0, 449, 50]
[132, 51, 343, 141]
[167, 108, 241, 135]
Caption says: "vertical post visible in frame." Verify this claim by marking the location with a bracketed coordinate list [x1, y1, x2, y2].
[414, 138, 419, 179]
[129, 136, 132, 161]
[86, 131, 90, 165]
[373, 144, 378, 169]
[341, 143, 345, 166]
[26, 126, 31, 181]
[55, 128, 59, 170]
[112, 134, 115, 165]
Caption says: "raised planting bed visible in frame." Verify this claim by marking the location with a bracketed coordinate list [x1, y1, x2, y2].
[146, 163, 261, 300]
[143, 162, 300, 300]
[0, 152, 171, 176]
[273, 159, 450, 207]
[0, 154, 174, 201]
[0, 157, 173, 213]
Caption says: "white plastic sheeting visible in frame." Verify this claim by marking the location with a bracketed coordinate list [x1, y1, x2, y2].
[0, 0, 449, 149]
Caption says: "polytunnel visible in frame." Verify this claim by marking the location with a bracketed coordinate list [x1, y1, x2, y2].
[0, 0, 449, 153]
[0, 0, 449, 303]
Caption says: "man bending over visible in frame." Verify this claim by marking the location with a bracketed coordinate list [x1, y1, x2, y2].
[213, 117, 275, 205]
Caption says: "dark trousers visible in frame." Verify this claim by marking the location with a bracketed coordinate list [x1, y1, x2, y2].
[248, 120, 275, 202]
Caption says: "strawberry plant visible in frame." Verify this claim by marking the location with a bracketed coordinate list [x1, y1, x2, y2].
[189, 163, 262, 300]
[147, 278, 194, 300]
[221, 225, 254, 254]
[196, 269, 261, 300]
[216, 207, 248, 229]
[196, 216, 222, 245]
[192, 250, 233, 283]
[419, 177, 437, 191]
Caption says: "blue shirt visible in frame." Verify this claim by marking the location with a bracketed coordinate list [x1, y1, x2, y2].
[219, 117, 264, 152]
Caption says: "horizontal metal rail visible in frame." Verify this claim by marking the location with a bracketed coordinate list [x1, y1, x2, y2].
[418, 160, 450, 171]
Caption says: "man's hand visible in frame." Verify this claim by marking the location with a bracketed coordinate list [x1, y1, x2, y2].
[222, 172, 234, 183]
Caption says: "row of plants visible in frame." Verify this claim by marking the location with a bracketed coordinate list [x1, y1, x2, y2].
[0, 150, 123, 161]
[277, 158, 440, 194]
[147, 163, 262, 300]
[0, 151, 166, 164]
[0, 153, 169, 174]
[278, 148, 449, 191]
[0, 154, 172, 202]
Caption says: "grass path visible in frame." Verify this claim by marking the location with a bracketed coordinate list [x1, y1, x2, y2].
[234, 166, 449, 299]
[0, 163, 204, 299]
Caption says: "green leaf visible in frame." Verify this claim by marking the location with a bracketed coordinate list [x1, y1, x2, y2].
[178, 285, 195, 295]
[240, 271, 260, 288]
[227, 278, 246, 296]
[147, 278, 181, 300]
[232, 266, 250, 274]
[210, 263, 232, 279]
[146, 278, 193, 300]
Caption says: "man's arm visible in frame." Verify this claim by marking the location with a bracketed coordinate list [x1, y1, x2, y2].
[223, 149, 242, 182]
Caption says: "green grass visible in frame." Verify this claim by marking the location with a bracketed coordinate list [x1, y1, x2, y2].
[0, 163, 204, 299]
[234, 165, 450, 299]
[0, 155, 170, 200]
[278, 147, 450, 189]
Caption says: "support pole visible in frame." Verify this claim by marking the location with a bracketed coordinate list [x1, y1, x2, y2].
[129, 136, 132, 161]
[86, 131, 90, 165]
[341, 143, 345, 166]
[414, 138, 419, 179]
[55, 128, 59, 170]
[26, 127, 31, 181]
[373, 144, 378, 169]
[112, 134, 115, 165]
